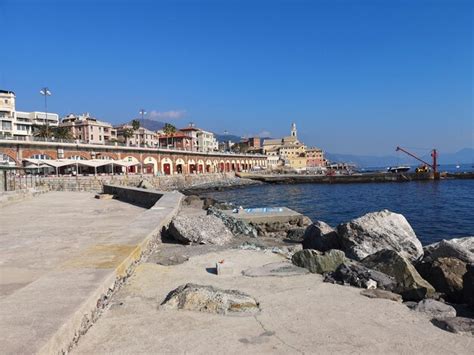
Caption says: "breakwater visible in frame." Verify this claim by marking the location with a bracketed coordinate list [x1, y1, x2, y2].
[239, 171, 474, 184]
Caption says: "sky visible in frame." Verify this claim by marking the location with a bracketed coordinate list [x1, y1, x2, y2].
[1, 0, 472, 155]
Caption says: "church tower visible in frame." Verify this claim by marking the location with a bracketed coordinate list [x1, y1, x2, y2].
[291, 122, 297, 138]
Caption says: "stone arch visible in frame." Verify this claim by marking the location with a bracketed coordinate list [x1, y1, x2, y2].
[123, 156, 140, 174]
[188, 158, 196, 174]
[205, 159, 212, 173]
[0, 151, 18, 164]
[143, 156, 158, 175]
[175, 158, 185, 174]
[197, 159, 204, 173]
[161, 157, 173, 175]
[64, 151, 89, 160]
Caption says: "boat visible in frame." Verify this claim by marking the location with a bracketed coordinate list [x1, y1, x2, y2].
[387, 166, 410, 173]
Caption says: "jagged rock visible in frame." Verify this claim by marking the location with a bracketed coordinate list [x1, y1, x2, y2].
[423, 237, 474, 264]
[160, 283, 259, 315]
[324, 262, 396, 290]
[302, 221, 340, 252]
[298, 215, 313, 227]
[201, 197, 218, 210]
[431, 317, 474, 336]
[137, 179, 154, 190]
[292, 249, 345, 274]
[416, 257, 467, 303]
[414, 299, 457, 319]
[168, 215, 233, 245]
[362, 249, 435, 301]
[242, 262, 309, 277]
[337, 210, 423, 261]
[285, 228, 306, 242]
[463, 264, 474, 308]
[207, 206, 257, 238]
[360, 289, 402, 302]
[182, 195, 204, 209]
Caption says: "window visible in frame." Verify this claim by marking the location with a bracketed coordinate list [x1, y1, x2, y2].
[69, 155, 85, 160]
[1, 121, 12, 130]
[31, 154, 51, 160]
[91, 134, 94, 140]
[99, 135, 102, 141]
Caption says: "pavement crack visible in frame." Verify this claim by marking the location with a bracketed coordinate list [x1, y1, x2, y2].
[253, 315, 304, 354]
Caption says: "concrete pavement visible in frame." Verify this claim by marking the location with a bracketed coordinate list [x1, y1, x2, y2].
[0, 191, 182, 354]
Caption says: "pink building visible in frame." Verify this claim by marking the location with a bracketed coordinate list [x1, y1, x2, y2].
[60, 113, 116, 144]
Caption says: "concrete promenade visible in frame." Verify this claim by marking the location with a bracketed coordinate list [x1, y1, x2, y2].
[0, 191, 182, 354]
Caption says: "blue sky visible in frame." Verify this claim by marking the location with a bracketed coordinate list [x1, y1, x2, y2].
[1, 0, 472, 155]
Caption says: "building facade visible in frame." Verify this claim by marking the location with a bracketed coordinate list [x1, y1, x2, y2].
[0, 90, 59, 139]
[158, 132, 194, 150]
[115, 124, 159, 147]
[196, 129, 218, 152]
[60, 113, 116, 144]
[306, 147, 326, 167]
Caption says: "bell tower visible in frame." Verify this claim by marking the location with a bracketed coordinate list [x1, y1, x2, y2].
[291, 122, 297, 138]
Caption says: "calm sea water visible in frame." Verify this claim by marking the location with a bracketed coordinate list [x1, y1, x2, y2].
[202, 179, 474, 245]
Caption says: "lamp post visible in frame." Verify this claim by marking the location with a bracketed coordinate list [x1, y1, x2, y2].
[40, 87, 51, 138]
[139, 108, 146, 122]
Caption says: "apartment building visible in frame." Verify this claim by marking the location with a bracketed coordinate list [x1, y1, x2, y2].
[0, 90, 59, 139]
[196, 129, 218, 152]
[60, 113, 117, 144]
[158, 132, 194, 150]
[306, 147, 326, 167]
[115, 124, 158, 147]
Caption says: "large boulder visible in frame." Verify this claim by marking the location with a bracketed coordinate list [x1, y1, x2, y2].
[302, 221, 340, 252]
[160, 283, 259, 315]
[337, 210, 423, 261]
[324, 262, 396, 291]
[292, 249, 345, 274]
[362, 249, 435, 301]
[416, 257, 468, 303]
[423, 237, 474, 264]
[182, 195, 204, 209]
[168, 215, 233, 245]
[414, 299, 457, 319]
[463, 264, 474, 308]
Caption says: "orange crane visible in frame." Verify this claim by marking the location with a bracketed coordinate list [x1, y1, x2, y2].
[395, 146, 438, 174]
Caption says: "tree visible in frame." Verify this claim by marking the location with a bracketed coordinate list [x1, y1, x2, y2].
[163, 123, 177, 148]
[53, 126, 74, 140]
[131, 119, 140, 131]
[32, 124, 52, 139]
[121, 128, 135, 146]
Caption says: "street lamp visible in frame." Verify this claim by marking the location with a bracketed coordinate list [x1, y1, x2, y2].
[139, 109, 146, 122]
[40, 87, 51, 137]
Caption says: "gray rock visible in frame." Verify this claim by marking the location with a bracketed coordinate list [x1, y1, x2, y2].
[416, 257, 468, 303]
[182, 195, 204, 209]
[160, 283, 259, 315]
[242, 262, 309, 277]
[337, 210, 423, 261]
[302, 221, 340, 252]
[285, 228, 306, 242]
[431, 317, 474, 336]
[463, 264, 474, 308]
[360, 289, 403, 302]
[414, 299, 457, 319]
[137, 179, 154, 190]
[324, 262, 396, 291]
[168, 215, 233, 245]
[423, 237, 474, 264]
[363, 249, 435, 301]
[292, 249, 345, 274]
[207, 206, 258, 238]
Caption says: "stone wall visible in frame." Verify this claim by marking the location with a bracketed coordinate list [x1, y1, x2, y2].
[103, 184, 164, 208]
[5, 172, 239, 193]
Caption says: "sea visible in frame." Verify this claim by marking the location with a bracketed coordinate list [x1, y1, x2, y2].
[202, 171, 474, 246]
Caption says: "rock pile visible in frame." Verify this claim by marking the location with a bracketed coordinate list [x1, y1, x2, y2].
[207, 206, 258, 238]
[292, 209, 474, 335]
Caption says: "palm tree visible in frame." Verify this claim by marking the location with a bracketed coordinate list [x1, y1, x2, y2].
[121, 128, 135, 146]
[32, 124, 52, 139]
[163, 123, 177, 148]
[53, 126, 73, 140]
[131, 119, 140, 131]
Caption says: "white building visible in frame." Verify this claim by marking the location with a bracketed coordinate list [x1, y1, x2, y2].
[197, 129, 218, 152]
[0, 90, 59, 139]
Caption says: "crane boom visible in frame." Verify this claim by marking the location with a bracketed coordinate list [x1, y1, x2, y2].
[395, 146, 438, 174]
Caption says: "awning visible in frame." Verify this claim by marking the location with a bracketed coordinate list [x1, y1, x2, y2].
[22, 158, 140, 169]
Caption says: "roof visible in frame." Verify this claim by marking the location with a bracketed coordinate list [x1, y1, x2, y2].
[0, 89, 15, 95]
[179, 127, 201, 132]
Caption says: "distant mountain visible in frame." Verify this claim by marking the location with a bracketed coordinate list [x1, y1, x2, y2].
[326, 148, 473, 167]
